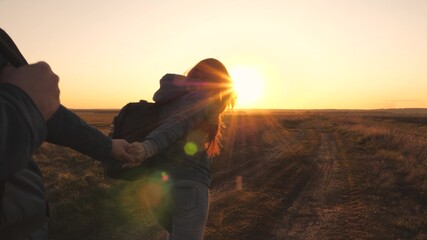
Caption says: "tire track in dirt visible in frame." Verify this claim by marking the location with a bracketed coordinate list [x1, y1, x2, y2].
[206, 126, 317, 240]
[276, 131, 369, 240]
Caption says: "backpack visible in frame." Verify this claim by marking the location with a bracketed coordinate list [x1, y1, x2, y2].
[104, 100, 161, 181]
[104, 98, 176, 181]
[108, 73, 189, 143]
[104, 73, 191, 181]
[109, 100, 162, 142]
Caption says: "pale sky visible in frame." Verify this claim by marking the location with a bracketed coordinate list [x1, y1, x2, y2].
[1, 0, 426, 109]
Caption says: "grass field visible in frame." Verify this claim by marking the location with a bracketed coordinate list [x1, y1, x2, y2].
[34, 109, 427, 239]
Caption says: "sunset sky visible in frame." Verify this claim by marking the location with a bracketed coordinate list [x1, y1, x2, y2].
[1, 0, 426, 109]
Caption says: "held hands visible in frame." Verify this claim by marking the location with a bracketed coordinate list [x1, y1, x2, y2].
[110, 140, 147, 167]
[123, 142, 147, 168]
[111, 139, 136, 162]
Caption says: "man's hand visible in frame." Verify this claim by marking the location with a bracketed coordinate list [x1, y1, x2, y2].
[0, 62, 60, 120]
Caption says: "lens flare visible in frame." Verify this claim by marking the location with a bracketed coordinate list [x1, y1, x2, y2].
[184, 141, 198, 155]
[161, 171, 169, 182]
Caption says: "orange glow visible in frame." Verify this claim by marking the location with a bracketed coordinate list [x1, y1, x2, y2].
[1, 1, 427, 109]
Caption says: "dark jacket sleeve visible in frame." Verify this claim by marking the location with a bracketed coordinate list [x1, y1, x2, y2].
[145, 90, 215, 150]
[45, 105, 112, 161]
[0, 84, 46, 180]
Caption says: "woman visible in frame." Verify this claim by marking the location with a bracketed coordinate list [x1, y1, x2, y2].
[126, 58, 235, 240]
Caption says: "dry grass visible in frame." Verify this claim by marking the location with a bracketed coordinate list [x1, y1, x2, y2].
[333, 115, 427, 239]
[34, 109, 427, 239]
[337, 116, 427, 200]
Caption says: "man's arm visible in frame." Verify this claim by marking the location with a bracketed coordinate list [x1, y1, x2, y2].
[45, 106, 136, 163]
[1, 29, 135, 163]
[45, 105, 113, 161]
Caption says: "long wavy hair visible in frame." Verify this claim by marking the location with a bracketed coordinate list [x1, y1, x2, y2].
[186, 58, 235, 157]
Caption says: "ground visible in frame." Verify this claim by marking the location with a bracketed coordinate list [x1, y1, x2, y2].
[35, 109, 427, 239]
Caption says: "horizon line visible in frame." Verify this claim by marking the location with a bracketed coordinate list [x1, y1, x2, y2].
[70, 107, 427, 111]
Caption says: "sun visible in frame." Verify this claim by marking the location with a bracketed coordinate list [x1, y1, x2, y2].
[229, 66, 265, 108]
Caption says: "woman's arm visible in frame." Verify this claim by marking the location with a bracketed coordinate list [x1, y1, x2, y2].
[125, 90, 217, 166]
[146, 90, 215, 150]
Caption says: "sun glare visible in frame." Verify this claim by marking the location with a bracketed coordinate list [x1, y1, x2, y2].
[229, 66, 265, 108]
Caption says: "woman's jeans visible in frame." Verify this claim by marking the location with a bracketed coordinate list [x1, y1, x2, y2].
[144, 179, 209, 240]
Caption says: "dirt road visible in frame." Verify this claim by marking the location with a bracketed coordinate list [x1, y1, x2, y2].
[206, 113, 427, 240]
[207, 114, 375, 240]
[279, 132, 369, 239]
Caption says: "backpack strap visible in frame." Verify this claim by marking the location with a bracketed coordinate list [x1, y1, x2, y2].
[0, 28, 28, 67]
